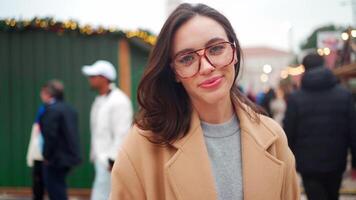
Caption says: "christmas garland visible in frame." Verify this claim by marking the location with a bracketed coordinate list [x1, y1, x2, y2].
[0, 17, 156, 45]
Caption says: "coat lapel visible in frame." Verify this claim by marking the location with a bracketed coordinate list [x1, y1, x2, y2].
[165, 110, 217, 200]
[236, 105, 285, 200]
[165, 104, 285, 200]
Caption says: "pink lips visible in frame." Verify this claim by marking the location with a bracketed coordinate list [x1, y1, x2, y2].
[199, 76, 223, 89]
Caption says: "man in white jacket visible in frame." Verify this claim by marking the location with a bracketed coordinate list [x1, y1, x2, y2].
[82, 60, 133, 200]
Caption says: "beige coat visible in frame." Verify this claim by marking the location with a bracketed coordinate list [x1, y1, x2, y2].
[110, 105, 300, 200]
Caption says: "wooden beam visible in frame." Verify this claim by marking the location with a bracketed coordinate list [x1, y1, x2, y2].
[333, 63, 356, 78]
[118, 39, 131, 97]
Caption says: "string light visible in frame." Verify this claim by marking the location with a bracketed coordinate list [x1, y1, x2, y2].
[126, 30, 157, 45]
[287, 65, 305, 76]
[317, 48, 324, 56]
[5, 19, 11, 26]
[0, 18, 156, 45]
[23, 20, 31, 27]
[341, 32, 349, 41]
[351, 30, 356, 38]
[50, 19, 56, 26]
[10, 19, 16, 27]
[280, 69, 289, 79]
[262, 64, 272, 74]
[260, 74, 268, 83]
[323, 47, 331, 56]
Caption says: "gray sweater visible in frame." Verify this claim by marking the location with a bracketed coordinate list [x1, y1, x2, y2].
[201, 115, 243, 200]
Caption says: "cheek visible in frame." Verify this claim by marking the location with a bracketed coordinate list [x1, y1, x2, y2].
[227, 65, 236, 83]
[179, 78, 197, 95]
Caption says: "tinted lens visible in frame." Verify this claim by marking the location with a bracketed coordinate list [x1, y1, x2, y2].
[207, 43, 233, 68]
[175, 53, 197, 67]
[174, 52, 199, 78]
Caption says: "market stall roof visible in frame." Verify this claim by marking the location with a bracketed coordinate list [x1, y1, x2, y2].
[0, 17, 156, 52]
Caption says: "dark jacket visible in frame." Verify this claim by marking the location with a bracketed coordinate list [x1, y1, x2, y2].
[40, 100, 82, 168]
[283, 67, 356, 174]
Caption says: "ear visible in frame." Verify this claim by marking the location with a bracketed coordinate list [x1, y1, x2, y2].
[234, 57, 238, 64]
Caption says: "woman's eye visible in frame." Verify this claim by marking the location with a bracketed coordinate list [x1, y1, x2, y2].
[178, 54, 195, 66]
[208, 44, 225, 55]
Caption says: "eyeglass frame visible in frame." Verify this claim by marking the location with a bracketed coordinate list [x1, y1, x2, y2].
[171, 41, 236, 78]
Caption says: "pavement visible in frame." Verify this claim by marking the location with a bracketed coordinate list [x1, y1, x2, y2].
[0, 196, 87, 200]
[0, 193, 355, 200]
[1, 171, 355, 200]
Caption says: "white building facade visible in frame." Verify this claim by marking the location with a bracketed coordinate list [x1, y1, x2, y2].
[238, 47, 294, 94]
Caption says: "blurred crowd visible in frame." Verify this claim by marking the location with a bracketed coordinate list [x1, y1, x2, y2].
[26, 60, 133, 200]
[242, 53, 356, 200]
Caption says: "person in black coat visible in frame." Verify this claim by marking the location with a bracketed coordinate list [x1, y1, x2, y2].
[283, 53, 356, 200]
[39, 80, 81, 200]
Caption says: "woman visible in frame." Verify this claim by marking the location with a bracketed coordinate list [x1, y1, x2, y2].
[110, 3, 300, 200]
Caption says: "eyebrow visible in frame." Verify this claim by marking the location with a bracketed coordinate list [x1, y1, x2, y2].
[173, 37, 227, 58]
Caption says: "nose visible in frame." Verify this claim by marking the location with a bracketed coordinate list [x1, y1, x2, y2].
[197, 51, 215, 75]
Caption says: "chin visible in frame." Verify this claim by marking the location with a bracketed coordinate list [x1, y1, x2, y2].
[200, 88, 230, 105]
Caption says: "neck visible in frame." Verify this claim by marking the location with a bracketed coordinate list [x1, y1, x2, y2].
[98, 84, 110, 95]
[193, 95, 234, 124]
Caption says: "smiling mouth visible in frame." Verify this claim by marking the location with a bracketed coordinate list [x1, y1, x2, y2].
[199, 76, 223, 89]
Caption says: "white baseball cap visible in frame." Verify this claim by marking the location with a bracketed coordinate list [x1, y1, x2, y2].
[82, 60, 117, 81]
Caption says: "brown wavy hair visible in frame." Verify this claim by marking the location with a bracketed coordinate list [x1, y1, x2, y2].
[135, 3, 262, 144]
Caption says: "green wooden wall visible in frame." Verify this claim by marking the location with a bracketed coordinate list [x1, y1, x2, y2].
[0, 30, 149, 188]
[130, 43, 149, 111]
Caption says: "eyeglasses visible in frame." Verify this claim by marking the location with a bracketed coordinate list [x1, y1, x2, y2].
[172, 41, 236, 78]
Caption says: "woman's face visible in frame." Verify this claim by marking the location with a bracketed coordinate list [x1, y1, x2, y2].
[172, 15, 236, 106]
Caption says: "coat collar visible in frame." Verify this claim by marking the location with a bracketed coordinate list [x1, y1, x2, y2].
[171, 103, 278, 150]
[236, 103, 278, 150]
[166, 103, 284, 200]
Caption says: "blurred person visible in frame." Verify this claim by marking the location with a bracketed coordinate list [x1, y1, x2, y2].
[82, 60, 133, 200]
[26, 105, 46, 200]
[110, 3, 299, 200]
[279, 78, 295, 101]
[255, 90, 266, 105]
[269, 85, 286, 125]
[39, 80, 82, 200]
[261, 87, 276, 117]
[269, 79, 294, 125]
[283, 53, 356, 200]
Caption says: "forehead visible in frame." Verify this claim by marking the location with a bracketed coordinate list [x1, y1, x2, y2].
[172, 15, 228, 54]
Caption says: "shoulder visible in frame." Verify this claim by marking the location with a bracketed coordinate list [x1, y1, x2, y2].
[111, 125, 148, 198]
[333, 84, 352, 97]
[287, 90, 303, 101]
[110, 89, 132, 106]
[122, 125, 150, 149]
[258, 114, 289, 147]
[259, 115, 297, 164]
[53, 101, 77, 114]
[120, 125, 166, 159]
[260, 115, 284, 134]
[115, 125, 175, 180]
